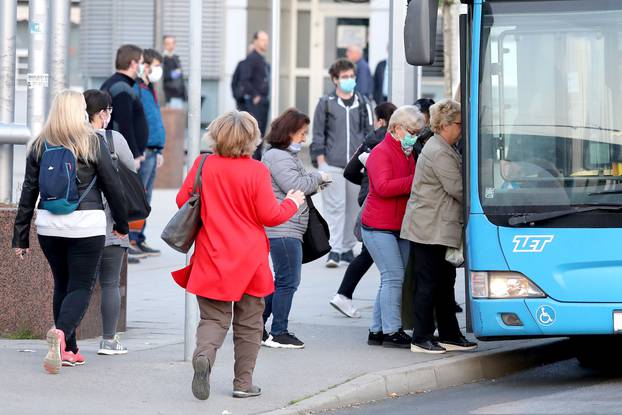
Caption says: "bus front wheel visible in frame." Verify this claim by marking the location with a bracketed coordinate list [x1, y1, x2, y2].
[571, 336, 622, 370]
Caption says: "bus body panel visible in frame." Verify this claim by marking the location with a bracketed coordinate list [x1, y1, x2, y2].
[497, 227, 622, 303]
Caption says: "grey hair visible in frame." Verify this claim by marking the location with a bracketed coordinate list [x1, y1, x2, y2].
[430, 99, 461, 134]
[387, 105, 425, 133]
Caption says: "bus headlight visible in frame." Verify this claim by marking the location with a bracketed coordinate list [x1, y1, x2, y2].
[471, 272, 545, 299]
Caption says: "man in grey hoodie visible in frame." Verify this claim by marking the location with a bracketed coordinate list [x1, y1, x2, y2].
[310, 59, 374, 268]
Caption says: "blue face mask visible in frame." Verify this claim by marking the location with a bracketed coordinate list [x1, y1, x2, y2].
[400, 133, 417, 151]
[288, 143, 302, 153]
[338, 78, 356, 93]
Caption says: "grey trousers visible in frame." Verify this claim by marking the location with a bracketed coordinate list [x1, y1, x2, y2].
[319, 163, 360, 254]
[194, 294, 265, 391]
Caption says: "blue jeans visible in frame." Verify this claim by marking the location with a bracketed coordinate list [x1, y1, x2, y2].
[263, 238, 303, 336]
[130, 149, 158, 244]
[362, 228, 410, 334]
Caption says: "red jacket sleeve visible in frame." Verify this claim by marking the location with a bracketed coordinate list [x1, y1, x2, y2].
[366, 147, 414, 198]
[254, 166, 298, 227]
[176, 155, 202, 208]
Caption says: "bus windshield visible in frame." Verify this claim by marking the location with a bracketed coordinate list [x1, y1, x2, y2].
[479, 1, 622, 216]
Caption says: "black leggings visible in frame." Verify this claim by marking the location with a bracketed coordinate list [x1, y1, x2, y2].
[38, 235, 105, 353]
[337, 244, 374, 299]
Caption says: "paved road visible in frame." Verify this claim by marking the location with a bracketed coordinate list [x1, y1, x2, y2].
[332, 359, 622, 415]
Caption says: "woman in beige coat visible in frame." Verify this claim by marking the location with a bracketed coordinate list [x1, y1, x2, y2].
[401, 99, 477, 354]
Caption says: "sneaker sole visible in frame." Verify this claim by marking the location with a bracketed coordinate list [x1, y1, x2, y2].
[97, 349, 128, 355]
[140, 252, 161, 258]
[233, 390, 262, 398]
[263, 339, 305, 349]
[383, 342, 412, 349]
[329, 301, 360, 319]
[410, 344, 447, 354]
[438, 342, 478, 352]
[43, 330, 62, 374]
[367, 340, 383, 346]
[191, 356, 211, 400]
[325, 260, 339, 268]
[61, 360, 76, 367]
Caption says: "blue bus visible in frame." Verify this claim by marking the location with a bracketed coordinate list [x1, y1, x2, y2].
[406, 0, 622, 365]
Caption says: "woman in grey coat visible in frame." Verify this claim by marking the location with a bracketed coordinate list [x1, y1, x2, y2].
[261, 109, 331, 349]
[85, 90, 135, 355]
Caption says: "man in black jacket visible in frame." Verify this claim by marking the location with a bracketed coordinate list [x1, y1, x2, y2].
[237, 31, 271, 159]
[101, 44, 148, 170]
[162, 35, 187, 107]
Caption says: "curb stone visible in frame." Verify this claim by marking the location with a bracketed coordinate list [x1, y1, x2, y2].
[262, 339, 573, 415]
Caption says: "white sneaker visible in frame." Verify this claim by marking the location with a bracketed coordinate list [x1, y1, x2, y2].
[98, 335, 128, 355]
[330, 294, 361, 318]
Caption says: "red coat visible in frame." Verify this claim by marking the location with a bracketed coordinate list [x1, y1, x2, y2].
[172, 155, 298, 301]
[361, 133, 415, 231]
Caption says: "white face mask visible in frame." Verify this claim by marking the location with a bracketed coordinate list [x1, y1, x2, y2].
[148, 65, 163, 83]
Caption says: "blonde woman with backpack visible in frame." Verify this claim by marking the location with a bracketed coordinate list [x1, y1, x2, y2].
[12, 90, 128, 374]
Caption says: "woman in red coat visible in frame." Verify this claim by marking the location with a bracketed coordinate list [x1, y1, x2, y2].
[173, 111, 305, 400]
[361, 105, 424, 349]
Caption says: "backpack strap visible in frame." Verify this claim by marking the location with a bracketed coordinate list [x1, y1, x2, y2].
[77, 176, 97, 204]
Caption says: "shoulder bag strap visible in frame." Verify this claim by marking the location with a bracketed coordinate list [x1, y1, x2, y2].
[192, 154, 209, 194]
[105, 130, 118, 160]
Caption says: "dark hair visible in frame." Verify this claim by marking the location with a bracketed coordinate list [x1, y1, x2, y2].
[253, 31, 268, 41]
[162, 35, 175, 42]
[115, 44, 142, 70]
[143, 48, 163, 65]
[375, 102, 397, 124]
[84, 89, 111, 122]
[329, 59, 356, 80]
[414, 98, 436, 115]
[265, 108, 310, 149]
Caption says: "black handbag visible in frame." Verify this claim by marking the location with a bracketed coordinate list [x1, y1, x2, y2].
[160, 154, 208, 253]
[104, 130, 151, 221]
[302, 196, 331, 264]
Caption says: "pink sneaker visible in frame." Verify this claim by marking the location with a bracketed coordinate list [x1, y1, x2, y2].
[44, 328, 65, 374]
[62, 350, 85, 366]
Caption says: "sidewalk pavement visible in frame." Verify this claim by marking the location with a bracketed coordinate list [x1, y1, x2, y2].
[0, 189, 570, 415]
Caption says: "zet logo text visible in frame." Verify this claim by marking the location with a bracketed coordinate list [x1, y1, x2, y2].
[512, 235, 554, 253]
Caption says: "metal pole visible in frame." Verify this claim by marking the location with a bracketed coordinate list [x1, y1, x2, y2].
[48, 0, 70, 105]
[270, 0, 281, 119]
[389, 0, 416, 106]
[0, 0, 17, 204]
[184, 0, 203, 362]
[27, 0, 49, 142]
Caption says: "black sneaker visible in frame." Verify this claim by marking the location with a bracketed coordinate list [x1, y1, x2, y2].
[411, 339, 447, 354]
[128, 244, 148, 259]
[263, 332, 305, 349]
[367, 331, 384, 346]
[455, 302, 463, 313]
[383, 329, 412, 349]
[127, 256, 140, 264]
[261, 328, 269, 345]
[340, 250, 355, 265]
[438, 336, 478, 351]
[137, 241, 161, 257]
[326, 251, 340, 268]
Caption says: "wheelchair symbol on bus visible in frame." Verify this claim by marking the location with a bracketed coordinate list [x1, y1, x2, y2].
[536, 305, 556, 326]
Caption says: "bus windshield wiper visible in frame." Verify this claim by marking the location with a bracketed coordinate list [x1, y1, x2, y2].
[508, 205, 622, 226]
[589, 189, 622, 196]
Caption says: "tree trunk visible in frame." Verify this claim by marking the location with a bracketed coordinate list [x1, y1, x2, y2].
[442, 1, 460, 99]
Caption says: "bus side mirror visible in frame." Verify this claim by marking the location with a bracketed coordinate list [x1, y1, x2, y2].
[404, 0, 439, 65]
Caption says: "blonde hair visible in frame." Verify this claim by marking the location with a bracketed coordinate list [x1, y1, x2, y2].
[205, 110, 260, 158]
[31, 90, 98, 164]
[388, 105, 425, 134]
[430, 99, 461, 134]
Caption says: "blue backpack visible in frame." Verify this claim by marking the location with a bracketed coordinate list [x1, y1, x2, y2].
[38, 142, 96, 215]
